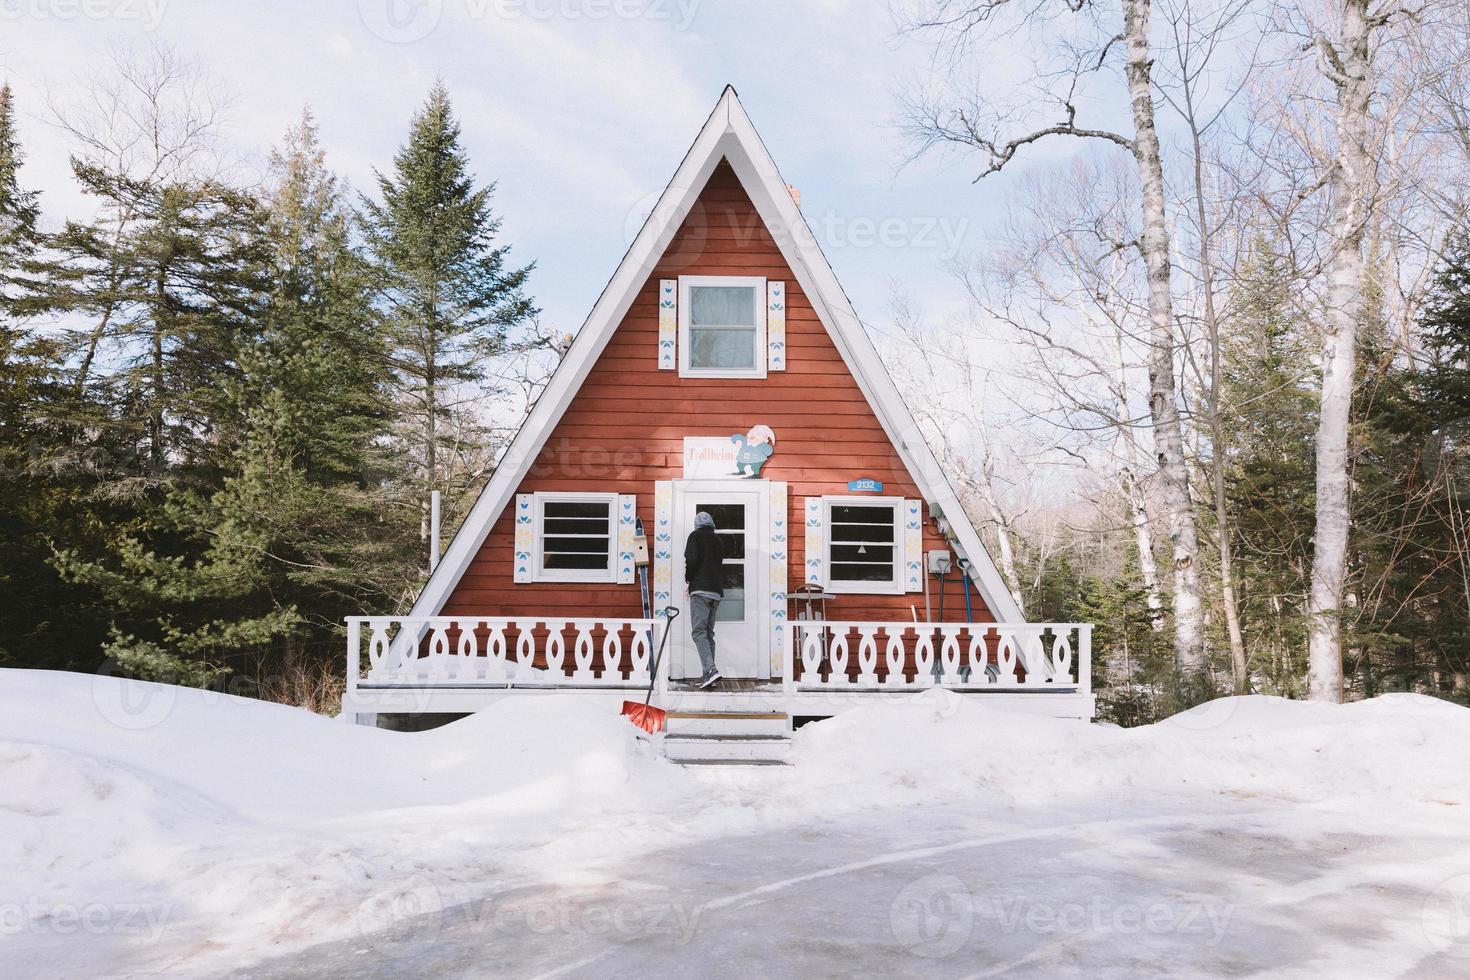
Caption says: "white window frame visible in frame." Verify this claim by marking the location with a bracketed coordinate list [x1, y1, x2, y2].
[822, 495, 904, 595]
[532, 491, 618, 583]
[678, 275, 768, 379]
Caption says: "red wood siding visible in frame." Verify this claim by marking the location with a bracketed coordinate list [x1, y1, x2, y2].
[442, 161, 994, 629]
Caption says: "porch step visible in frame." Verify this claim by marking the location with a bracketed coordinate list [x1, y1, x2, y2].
[663, 734, 791, 764]
[665, 710, 789, 738]
[660, 709, 792, 764]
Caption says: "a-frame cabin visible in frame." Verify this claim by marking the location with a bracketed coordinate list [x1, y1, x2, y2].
[343, 88, 1093, 750]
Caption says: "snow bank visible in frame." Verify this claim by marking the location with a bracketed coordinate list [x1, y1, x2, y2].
[0, 669, 689, 977]
[792, 689, 1470, 810]
[3, 669, 1467, 976]
[0, 669, 667, 822]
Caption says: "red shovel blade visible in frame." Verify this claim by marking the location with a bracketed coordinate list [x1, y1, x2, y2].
[621, 700, 666, 734]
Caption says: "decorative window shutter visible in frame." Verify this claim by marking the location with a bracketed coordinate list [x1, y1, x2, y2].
[803, 497, 825, 587]
[617, 495, 637, 584]
[658, 280, 677, 370]
[653, 482, 674, 614]
[904, 499, 923, 592]
[767, 281, 786, 371]
[513, 493, 534, 584]
[769, 482, 788, 674]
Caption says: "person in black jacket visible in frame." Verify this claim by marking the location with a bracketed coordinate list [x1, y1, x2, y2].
[684, 511, 724, 688]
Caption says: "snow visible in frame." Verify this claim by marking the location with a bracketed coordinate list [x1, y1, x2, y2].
[2, 670, 1468, 978]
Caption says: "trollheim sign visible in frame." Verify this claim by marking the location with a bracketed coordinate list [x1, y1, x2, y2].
[682, 426, 777, 479]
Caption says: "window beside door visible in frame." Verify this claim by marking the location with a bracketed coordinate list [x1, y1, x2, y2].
[824, 497, 903, 594]
[532, 492, 616, 582]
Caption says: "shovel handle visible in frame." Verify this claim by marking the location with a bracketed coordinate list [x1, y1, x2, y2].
[644, 605, 681, 707]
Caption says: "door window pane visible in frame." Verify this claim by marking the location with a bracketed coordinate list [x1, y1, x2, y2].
[694, 501, 748, 622]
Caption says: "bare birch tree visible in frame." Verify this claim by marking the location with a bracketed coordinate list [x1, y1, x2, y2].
[1155, 0, 1259, 692]
[902, 0, 1209, 685]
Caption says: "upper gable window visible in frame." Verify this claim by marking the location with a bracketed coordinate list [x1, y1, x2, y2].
[679, 275, 767, 379]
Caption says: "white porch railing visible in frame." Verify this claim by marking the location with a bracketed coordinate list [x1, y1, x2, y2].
[783, 621, 1092, 693]
[344, 616, 1092, 706]
[346, 616, 662, 689]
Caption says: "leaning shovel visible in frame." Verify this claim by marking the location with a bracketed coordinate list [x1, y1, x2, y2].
[621, 606, 679, 734]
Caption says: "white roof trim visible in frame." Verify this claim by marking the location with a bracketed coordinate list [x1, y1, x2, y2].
[408, 86, 1026, 624]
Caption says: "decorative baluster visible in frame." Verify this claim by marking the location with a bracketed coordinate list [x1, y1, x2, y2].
[545, 621, 567, 681]
[1047, 631, 1073, 684]
[601, 625, 624, 682]
[571, 621, 596, 681]
[368, 622, 392, 679]
[965, 629, 987, 688]
[455, 619, 480, 681]
[514, 626, 537, 681]
[1022, 629, 1046, 684]
[426, 621, 452, 680]
[828, 625, 850, 686]
[939, 627, 962, 686]
[856, 627, 879, 686]
[995, 629, 1020, 685]
[799, 625, 824, 687]
[914, 630, 935, 686]
[882, 628, 906, 687]
[629, 624, 651, 684]
[485, 623, 508, 682]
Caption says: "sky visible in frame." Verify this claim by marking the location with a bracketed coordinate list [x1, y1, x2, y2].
[0, 0, 1063, 340]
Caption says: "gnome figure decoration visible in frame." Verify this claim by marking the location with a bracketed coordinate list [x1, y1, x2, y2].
[730, 425, 777, 478]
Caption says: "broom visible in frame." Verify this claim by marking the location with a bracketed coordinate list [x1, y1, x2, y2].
[622, 606, 679, 734]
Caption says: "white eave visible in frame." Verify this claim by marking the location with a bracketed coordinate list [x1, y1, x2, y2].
[407, 86, 1027, 624]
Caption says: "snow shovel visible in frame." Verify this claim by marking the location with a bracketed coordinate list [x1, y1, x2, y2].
[621, 606, 679, 735]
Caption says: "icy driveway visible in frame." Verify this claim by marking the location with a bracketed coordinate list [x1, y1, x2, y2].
[229, 799, 1470, 979]
[8, 677, 1470, 978]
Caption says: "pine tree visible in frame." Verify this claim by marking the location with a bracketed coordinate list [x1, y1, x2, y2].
[27, 125, 271, 681]
[30, 162, 268, 475]
[1078, 545, 1168, 726]
[0, 82, 86, 669]
[50, 113, 422, 691]
[1346, 234, 1470, 699]
[0, 82, 40, 310]
[1221, 240, 1319, 695]
[359, 82, 537, 553]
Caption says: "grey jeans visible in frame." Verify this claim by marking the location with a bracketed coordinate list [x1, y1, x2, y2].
[689, 593, 720, 675]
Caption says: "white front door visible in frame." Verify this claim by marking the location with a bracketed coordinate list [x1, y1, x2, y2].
[671, 482, 768, 680]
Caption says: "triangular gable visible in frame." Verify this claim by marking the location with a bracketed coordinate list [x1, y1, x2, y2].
[411, 86, 1025, 623]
